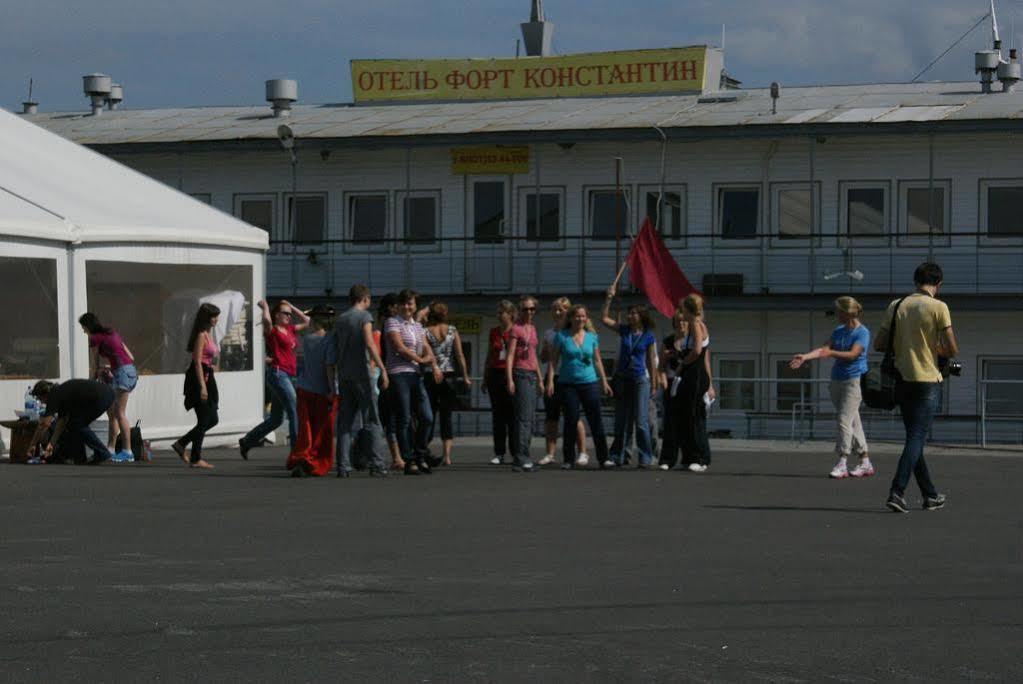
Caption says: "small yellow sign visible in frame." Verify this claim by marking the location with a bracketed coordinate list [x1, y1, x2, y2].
[448, 315, 482, 336]
[451, 146, 529, 175]
[351, 47, 708, 104]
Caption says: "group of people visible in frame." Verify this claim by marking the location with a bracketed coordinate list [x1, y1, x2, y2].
[479, 288, 714, 472]
[19, 262, 959, 512]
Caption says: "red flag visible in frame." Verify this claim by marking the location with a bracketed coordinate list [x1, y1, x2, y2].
[625, 218, 701, 318]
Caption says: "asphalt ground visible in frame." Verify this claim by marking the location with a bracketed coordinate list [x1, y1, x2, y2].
[1, 439, 1021, 683]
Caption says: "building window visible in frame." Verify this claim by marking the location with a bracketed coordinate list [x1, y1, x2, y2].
[234, 194, 275, 239]
[899, 181, 950, 240]
[771, 182, 820, 242]
[983, 358, 1023, 416]
[85, 261, 253, 374]
[717, 357, 757, 411]
[474, 181, 506, 244]
[286, 194, 327, 244]
[775, 359, 812, 411]
[348, 194, 388, 245]
[0, 257, 59, 380]
[519, 188, 563, 243]
[396, 191, 439, 245]
[981, 181, 1023, 237]
[639, 185, 685, 241]
[589, 188, 630, 241]
[839, 182, 889, 242]
[717, 186, 760, 240]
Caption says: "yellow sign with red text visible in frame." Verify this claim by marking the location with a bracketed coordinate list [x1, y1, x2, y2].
[451, 146, 529, 175]
[351, 47, 708, 104]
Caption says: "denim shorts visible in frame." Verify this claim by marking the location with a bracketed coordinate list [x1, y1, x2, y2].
[112, 364, 138, 392]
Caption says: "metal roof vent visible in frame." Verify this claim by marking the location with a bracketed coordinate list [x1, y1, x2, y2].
[521, 0, 554, 57]
[21, 79, 37, 115]
[976, 50, 1000, 93]
[998, 49, 1020, 92]
[83, 73, 112, 115]
[106, 83, 123, 110]
[266, 79, 298, 117]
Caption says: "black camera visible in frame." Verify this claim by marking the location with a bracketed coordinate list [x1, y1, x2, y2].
[938, 357, 962, 378]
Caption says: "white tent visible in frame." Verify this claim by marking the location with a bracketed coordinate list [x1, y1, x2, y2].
[0, 107, 269, 451]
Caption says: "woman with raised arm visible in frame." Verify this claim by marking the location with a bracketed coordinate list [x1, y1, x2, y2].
[385, 289, 437, 475]
[79, 312, 138, 463]
[173, 303, 221, 470]
[287, 304, 338, 477]
[659, 296, 713, 472]
[484, 300, 518, 465]
[239, 299, 310, 460]
[790, 296, 872, 479]
[601, 286, 658, 469]
[545, 305, 613, 469]
[539, 297, 587, 466]
[424, 301, 472, 466]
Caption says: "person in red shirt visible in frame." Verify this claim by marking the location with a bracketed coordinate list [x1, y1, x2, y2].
[484, 300, 517, 465]
[239, 299, 310, 459]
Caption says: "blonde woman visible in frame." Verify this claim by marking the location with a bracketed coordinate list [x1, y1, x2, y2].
[540, 297, 587, 465]
[790, 296, 872, 479]
[659, 295, 712, 472]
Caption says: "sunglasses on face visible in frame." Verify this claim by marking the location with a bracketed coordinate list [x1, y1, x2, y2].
[522, 307, 536, 312]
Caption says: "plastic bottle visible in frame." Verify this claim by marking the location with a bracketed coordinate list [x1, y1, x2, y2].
[24, 385, 37, 420]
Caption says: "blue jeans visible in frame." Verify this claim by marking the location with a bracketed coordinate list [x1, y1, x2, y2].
[390, 372, 433, 462]
[336, 375, 387, 475]
[241, 367, 297, 449]
[510, 370, 538, 467]
[609, 375, 653, 465]
[890, 381, 941, 498]
[560, 382, 609, 465]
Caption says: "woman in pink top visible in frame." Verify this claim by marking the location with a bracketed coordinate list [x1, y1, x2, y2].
[79, 313, 137, 463]
[172, 303, 221, 469]
[505, 296, 544, 472]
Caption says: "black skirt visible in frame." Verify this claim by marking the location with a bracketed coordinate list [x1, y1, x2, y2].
[183, 362, 219, 411]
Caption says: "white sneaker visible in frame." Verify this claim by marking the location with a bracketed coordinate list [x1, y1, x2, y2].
[602, 460, 616, 469]
[574, 453, 589, 467]
[538, 454, 554, 466]
[489, 456, 503, 466]
[688, 463, 707, 473]
[849, 460, 875, 478]
[658, 464, 670, 471]
[829, 459, 849, 479]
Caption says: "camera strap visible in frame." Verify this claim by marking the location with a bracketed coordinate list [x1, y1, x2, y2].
[881, 297, 908, 378]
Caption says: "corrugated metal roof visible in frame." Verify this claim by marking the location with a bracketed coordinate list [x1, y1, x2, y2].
[18, 81, 1023, 146]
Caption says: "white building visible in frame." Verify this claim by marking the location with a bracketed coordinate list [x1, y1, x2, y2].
[21, 34, 1023, 444]
[0, 107, 269, 449]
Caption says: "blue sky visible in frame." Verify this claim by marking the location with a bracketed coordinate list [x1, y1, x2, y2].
[4, 0, 1019, 111]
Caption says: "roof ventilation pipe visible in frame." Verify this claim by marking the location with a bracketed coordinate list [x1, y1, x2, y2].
[998, 49, 1020, 92]
[266, 79, 298, 117]
[521, 0, 554, 57]
[976, 50, 1000, 93]
[106, 83, 123, 110]
[83, 73, 112, 115]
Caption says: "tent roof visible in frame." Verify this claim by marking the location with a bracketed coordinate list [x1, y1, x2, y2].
[0, 108, 268, 250]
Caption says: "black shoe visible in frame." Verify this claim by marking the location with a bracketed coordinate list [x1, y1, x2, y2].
[416, 459, 432, 475]
[885, 492, 909, 513]
[922, 493, 947, 511]
[290, 467, 304, 478]
[336, 469, 351, 479]
[369, 468, 389, 478]
[512, 462, 539, 473]
[404, 461, 419, 476]
[238, 439, 250, 461]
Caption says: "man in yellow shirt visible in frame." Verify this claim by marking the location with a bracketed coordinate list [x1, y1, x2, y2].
[874, 263, 958, 513]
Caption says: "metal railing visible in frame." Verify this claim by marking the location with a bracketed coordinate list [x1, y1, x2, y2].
[267, 231, 1023, 298]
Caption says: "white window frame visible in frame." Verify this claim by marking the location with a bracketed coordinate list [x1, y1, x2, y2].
[343, 190, 390, 254]
[234, 193, 278, 254]
[769, 181, 822, 248]
[516, 185, 566, 249]
[897, 179, 952, 247]
[637, 184, 687, 246]
[395, 189, 442, 253]
[714, 182, 763, 246]
[470, 176, 511, 245]
[838, 180, 890, 247]
[979, 178, 1023, 245]
[282, 192, 329, 254]
[714, 354, 760, 413]
[584, 185, 632, 248]
[770, 354, 816, 413]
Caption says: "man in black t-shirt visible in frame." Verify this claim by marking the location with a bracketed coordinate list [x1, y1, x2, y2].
[29, 379, 114, 464]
